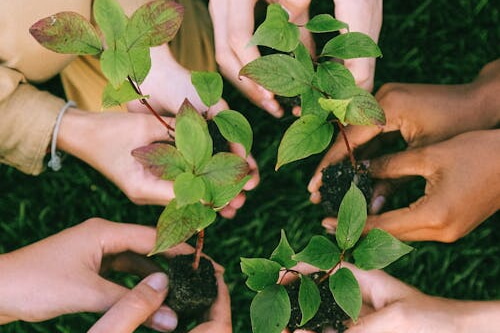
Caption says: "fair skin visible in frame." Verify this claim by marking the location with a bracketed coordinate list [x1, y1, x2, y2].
[309, 59, 500, 242]
[0, 218, 231, 332]
[208, 0, 382, 118]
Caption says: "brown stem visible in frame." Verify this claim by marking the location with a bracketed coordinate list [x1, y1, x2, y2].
[127, 77, 175, 132]
[335, 120, 357, 169]
[318, 251, 345, 284]
[192, 229, 205, 271]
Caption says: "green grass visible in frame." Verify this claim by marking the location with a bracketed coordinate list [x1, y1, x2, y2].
[1, 0, 499, 332]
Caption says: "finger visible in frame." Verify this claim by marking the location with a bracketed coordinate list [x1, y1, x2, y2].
[148, 115, 176, 142]
[128, 175, 174, 206]
[206, 272, 232, 323]
[368, 147, 434, 179]
[219, 205, 237, 219]
[229, 143, 260, 190]
[89, 273, 177, 333]
[369, 177, 414, 214]
[345, 306, 403, 333]
[322, 217, 338, 234]
[206, 98, 230, 119]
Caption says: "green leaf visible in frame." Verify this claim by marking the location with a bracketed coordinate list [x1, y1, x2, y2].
[201, 153, 249, 185]
[241, 258, 281, 291]
[270, 230, 297, 269]
[306, 14, 348, 33]
[250, 4, 299, 52]
[300, 86, 329, 120]
[240, 54, 313, 97]
[126, 0, 184, 48]
[191, 71, 223, 108]
[353, 229, 414, 270]
[292, 235, 340, 270]
[299, 275, 321, 326]
[102, 82, 146, 108]
[127, 46, 151, 85]
[276, 115, 333, 170]
[321, 32, 382, 59]
[293, 42, 314, 76]
[318, 97, 351, 123]
[174, 172, 206, 208]
[336, 183, 367, 250]
[150, 200, 216, 255]
[204, 175, 251, 208]
[330, 268, 362, 321]
[345, 88, 386, 125]
[131, 143, 188, 180]
[93, 0, 127, 48]
[251, 285, 290, 333]
[29, 12, 102, 55]
[213, 110, 253, 156]
[175, 100, 212, 170]
[316, 61, 356, 97]
[100, 47, 130, 88]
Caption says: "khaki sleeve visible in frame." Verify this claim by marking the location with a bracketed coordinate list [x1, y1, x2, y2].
[0, 66, 65, 175]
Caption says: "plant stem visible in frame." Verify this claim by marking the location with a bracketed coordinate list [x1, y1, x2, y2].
[318, 251, 345, 284]
[127, 76, 175, 132]
[335, 120, 357, 169]
[192, 229, 205, 271]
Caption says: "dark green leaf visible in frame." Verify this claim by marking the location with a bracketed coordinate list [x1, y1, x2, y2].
[299, 275, 321, 326]
[127, 46, 151, 84]
[321, 32, 382, 59]
[292, 235, 340, 270]
[346, 89, 386, 125]
[174, 172, 206, 207]
[329, 268, 362, 321]
[204, 175, 251, 208]
[270, 230, 297, 269]
[213, 110, 253, 156]
[353, 229, 414, 270]
[306, 14, 348, 33]
[293, 42, 314, 76]
[175, 99, 212, 170]
[100, 47, 130, 88]
[150, 200, 216, 255]
[131, 143, 188, 180]
[336, 183, 367, 250]
[93, 0, 127, 48]
[200, 152, 249, 185]
[300, 86, 329, 120]
[29, 12, 102, 55]
[241, 258, 281, 291]
[191, 71, 223, 107]
[240, 54, 313, 97]
[251, 285, 290, 333]
[250, 4, 299, 52]
[126, 0, 184, 48]
[276, 115, 333, 170]
[102, 82, 146, 108]
[316, 61, 356, 97]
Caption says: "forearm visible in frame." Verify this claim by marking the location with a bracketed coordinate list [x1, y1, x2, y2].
[458, 300, 500, 332]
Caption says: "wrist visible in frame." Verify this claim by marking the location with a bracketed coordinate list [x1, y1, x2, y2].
[457, 300, 500, 332]
[56, 108, 94, 159]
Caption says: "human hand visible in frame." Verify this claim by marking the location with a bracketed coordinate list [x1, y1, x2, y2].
[324, 130, 500, 242]
[209, 0, 314, 118]
[0, 218, 196, 330]
[334, 0, 383, 92]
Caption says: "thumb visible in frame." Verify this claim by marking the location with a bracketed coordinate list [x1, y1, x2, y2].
[346, 306, 401, 333]
[369, 147, 433, 180]
[89, 272, 177, 333]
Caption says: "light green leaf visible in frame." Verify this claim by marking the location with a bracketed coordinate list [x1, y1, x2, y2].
[251, 285, 290, 333]
[175, 100, 213, 170]
[174, 172, 206, 208]
[316, 61, 356, 97]
[131, 143, 188, 180]
[213, 110, 253, 156]
[336, 183, 367, 250]
[100, 47, 130, 88]
[240, 54, 313, 97]
[204, 175, 251, 208]
[102, 82, 146, 108]
[150, 200, 216, 255]
[292, 235, 340, 270]
[250, 4, 299, 52]
[353, 229, 414, 270]
[306, 14, 348, 33]
[126, 0, 183, 48]
[321, 32, 382, 59]
[300, 86, 329, 120]
[318, 97, 351, 123]
[241, 258, 281, 291]
[276, 115, 333, 170]
[330, 268, 362, 321]
[201, 152, 249, 185]
[191, 71, 223, 108]
[127, 46, 151, 84]
[270, 230, 297, 269]
[29, 12, 102, 55]
[93, 0, 127, 48]
[299, 275, 321, 326]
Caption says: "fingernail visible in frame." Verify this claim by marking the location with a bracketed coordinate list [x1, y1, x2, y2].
[370, 195, 386, 214]
[145, 272, 168, 292]
[151, 307, 178, 332]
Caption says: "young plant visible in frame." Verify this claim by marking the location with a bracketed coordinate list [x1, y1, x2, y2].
[29, 0, 253, 319]
[241, 183, 414, 333]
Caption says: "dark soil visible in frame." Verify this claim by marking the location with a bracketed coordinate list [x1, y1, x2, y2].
[319, 160, 373, 217]
[286, 272, 349, 332]
[165, 255, 218, 331]
[207, 119, 229, 154]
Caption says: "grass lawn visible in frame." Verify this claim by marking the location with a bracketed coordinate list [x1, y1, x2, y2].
[1, 0, 499, 332]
